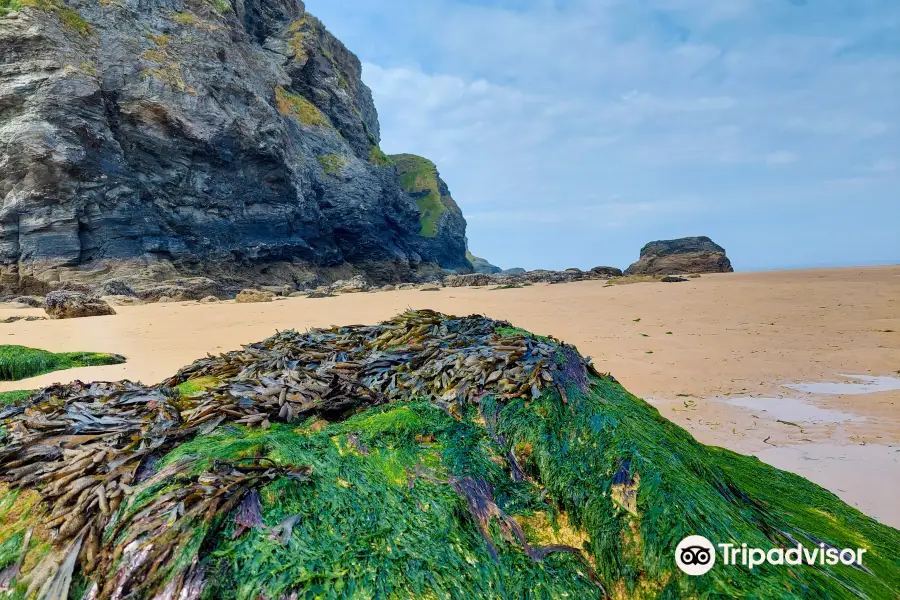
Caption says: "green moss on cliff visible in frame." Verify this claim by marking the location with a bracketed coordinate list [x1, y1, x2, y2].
[210, 0, 231, 15]
[317, 153, 348, 177]
[275, 87, 329, 128]
[171, 11, 197, 26]
[0, 346, 125, 381]
[0, 0, 22, 17]
[390, 154, 453, 238]
[368, 145, 392, 167]
[13, 0, 90, 34]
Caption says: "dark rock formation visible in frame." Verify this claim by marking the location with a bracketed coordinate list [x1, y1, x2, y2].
[44, 290, 116, 319]
[625, 237, 733, 275]
[501, 267, 526, 276]
[590, 266, 623, 278]
[0, 0, 468, 292]
[661, 276, 688, 283]
[444, 273, 495, 287]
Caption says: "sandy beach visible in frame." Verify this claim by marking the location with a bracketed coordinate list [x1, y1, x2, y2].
[3, 266, 899, 527]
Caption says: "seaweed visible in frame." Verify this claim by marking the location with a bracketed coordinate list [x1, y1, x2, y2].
[0, 310, 897, 599]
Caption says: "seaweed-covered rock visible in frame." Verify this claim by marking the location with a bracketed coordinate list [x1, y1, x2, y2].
[0, 310, 898, 599]
[235, 289, 275, 303]
[43, 291, 116, 319]
[662, 276, 689, 283]
[625, 237, 734, 275]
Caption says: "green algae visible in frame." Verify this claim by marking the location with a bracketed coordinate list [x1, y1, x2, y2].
[0, 314, 898, 599]
[0, 346, 124, 382]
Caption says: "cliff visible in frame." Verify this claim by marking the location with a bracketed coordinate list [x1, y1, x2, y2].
[0, 0, 468, 290]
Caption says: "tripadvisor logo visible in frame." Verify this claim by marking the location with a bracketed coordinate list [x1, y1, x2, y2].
[675, 535, 867, 576]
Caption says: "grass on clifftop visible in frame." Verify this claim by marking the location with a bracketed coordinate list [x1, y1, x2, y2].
[391, 154, 450, 237]
[275, 87, 329, 128]
[0, 346, 124, 382]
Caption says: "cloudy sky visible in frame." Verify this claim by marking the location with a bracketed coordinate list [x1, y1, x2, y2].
[304, 0, 899, 272]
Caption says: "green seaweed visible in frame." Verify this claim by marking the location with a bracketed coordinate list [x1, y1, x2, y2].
[0, 390, 32, 405]
[0, 315, 898, 599]
[0, 346, 124, 381]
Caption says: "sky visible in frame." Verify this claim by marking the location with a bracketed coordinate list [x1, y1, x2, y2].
[304, 0, 899, 272]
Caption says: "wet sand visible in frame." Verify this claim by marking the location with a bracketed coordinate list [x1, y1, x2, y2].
[2, 266, 899, 526]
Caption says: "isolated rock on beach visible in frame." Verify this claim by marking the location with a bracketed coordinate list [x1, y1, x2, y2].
[44, 291, 116, 319]
[235, 289, 275, 304]
[330, 275, 369, 294]
[590, 266, 623, 278]
[625, 236, 734, 275]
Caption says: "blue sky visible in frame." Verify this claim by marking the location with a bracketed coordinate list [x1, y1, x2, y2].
[304, 0, 899, 272]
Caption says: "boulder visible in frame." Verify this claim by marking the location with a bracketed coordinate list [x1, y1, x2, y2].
[99, 279, 136, 298]
[589, 266, 623, 279]
[625, 236, 733, 275]
[444, 274, 498, 287]
[235, 289, 275, 304]
[136, 278, 225, 302]
[661, 276, 689, 283]
[199, 296, 220, 303]
[44, 291, 116, 319]
[11, 296, 45, 308]
[330, 276, 369, 294]
[101, 295, 145, 307]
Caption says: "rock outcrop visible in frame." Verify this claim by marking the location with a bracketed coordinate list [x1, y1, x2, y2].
[0, 0, 468, 293]
[44, 290, 116, 319]
[465, 250, 501, 275]
[392, 154, 470, 272]
[235, 289, 275, 303]
[625, 237, 733, 275]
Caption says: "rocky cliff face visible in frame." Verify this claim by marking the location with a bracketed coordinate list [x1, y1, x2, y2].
[624, 236, 734, 275]
[391, 154, 470, 272]
[0, 0, 467, 290]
